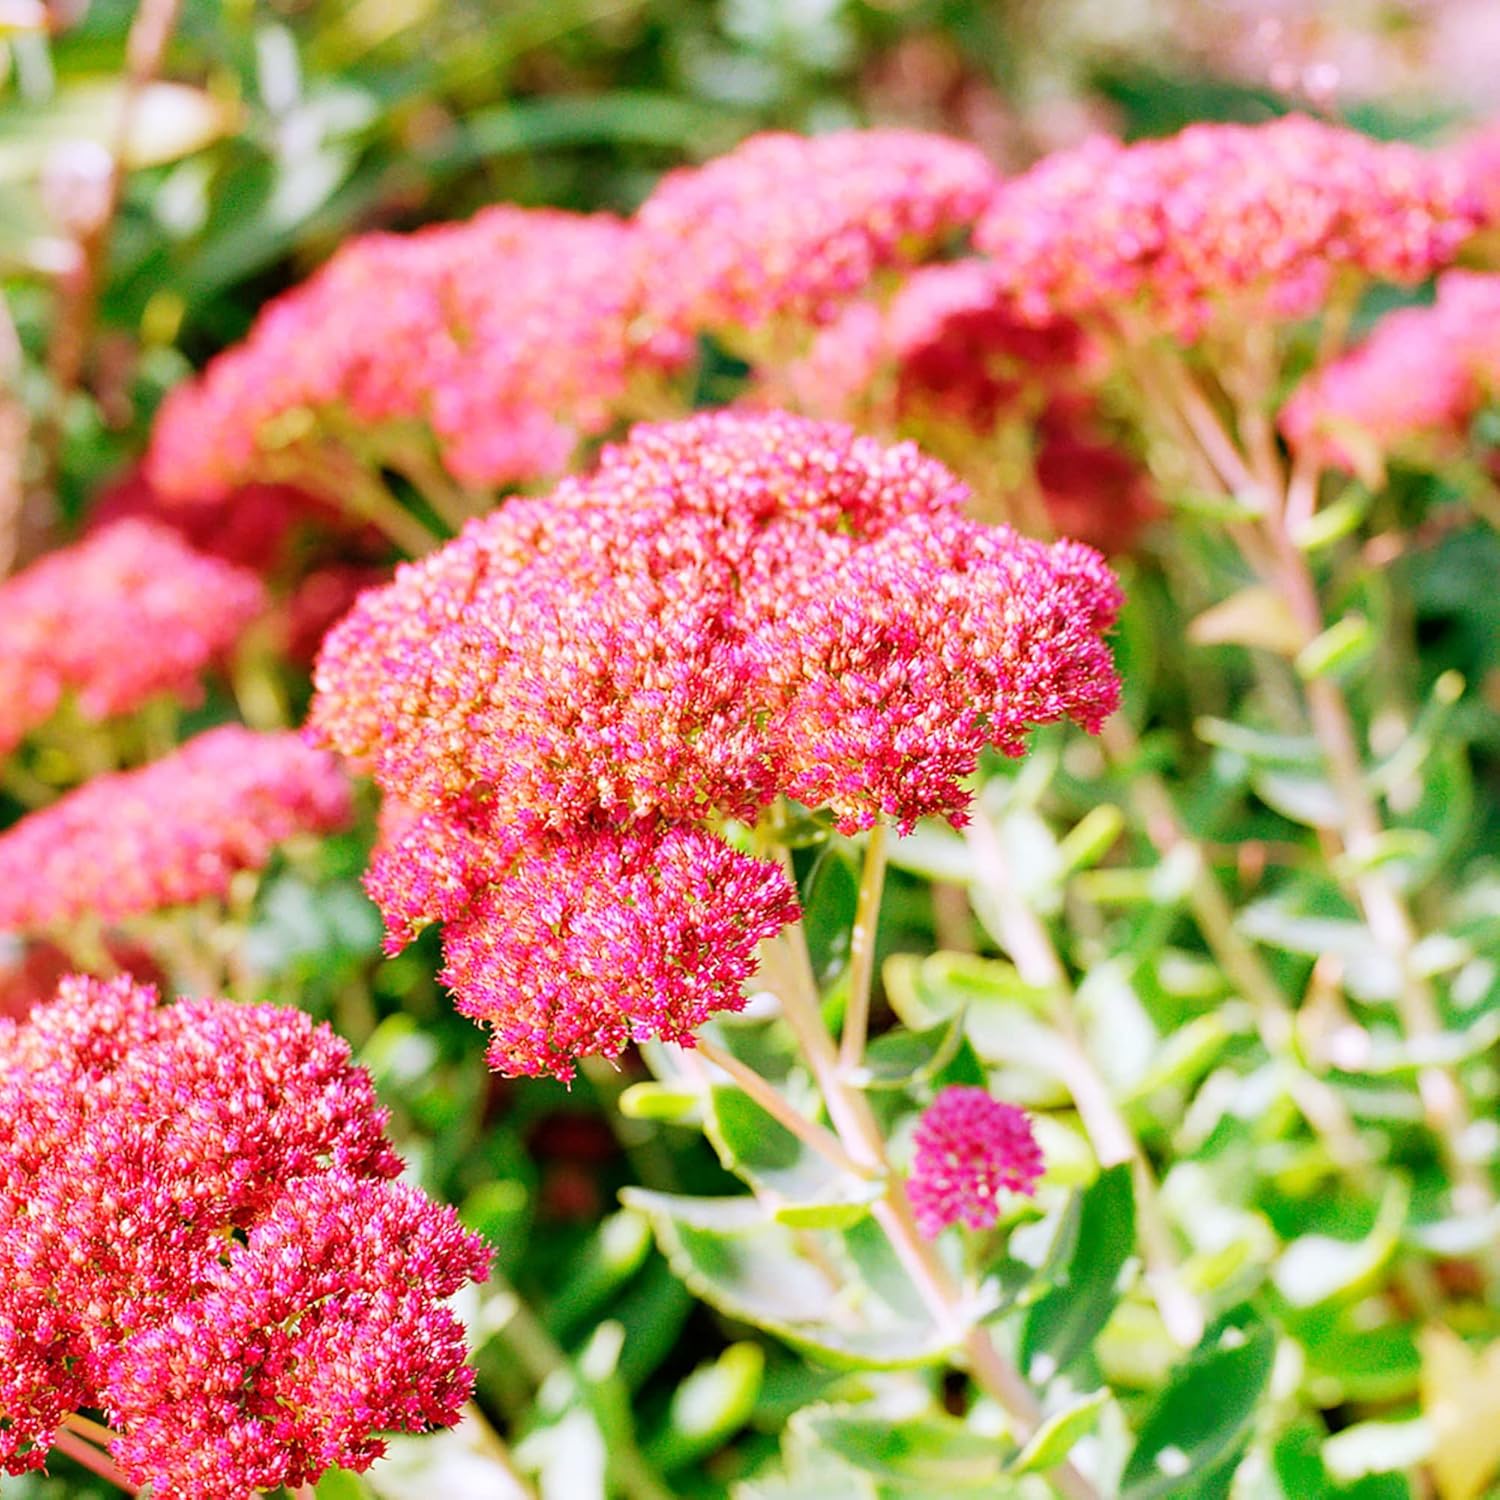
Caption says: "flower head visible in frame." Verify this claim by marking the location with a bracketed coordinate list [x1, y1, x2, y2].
[0, 726, 352, 932]
[0, 520, 266, 756]
[0, 975, 488, 1491]
[311, 410, 1121, 834]
[773, 261, 1156, 552]
[907, 1086, 1044, 1238]
[313, 412, 1118, 1077]
[1280, 270, 1500, 475]
[147, 207, 690, 499]
[635, 130, 999, 340]
[976, 117, 1477, 340]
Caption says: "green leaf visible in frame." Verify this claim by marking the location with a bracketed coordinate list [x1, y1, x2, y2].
[622, 1190, 955, 1371]
[1292, 485, 1374, 552]
[860, 1010, 967, 1090]
[1010, 1389, 1111, 1475]
[793, 1404, 1012, 1491]
[1296, 614, 1375, 681]
[1020, 1164, 1136, 1383]
[1056, 805, 1126, 874]
[1122, 1014, 1233, 1105]
[707, 1085, 883, 1229]
[1195, 717, 1321, 768]
[1272, 1179, 1408, 1310]
[1323, 1420, 1432, 1484]
[646, 1342, 765, 1472]
[1120, 1312, 1276, 1499]
[618, 1081, 702, 1122]
[1188, 585, 1302, 655]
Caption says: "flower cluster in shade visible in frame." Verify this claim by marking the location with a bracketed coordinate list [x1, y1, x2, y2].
[0, 975, 489, 1497]
[147, 205, 693, 499]
[634, 129, 999, 340]
[0, 726, 352, 932]
[311, 412, 1122, 1078]
[0, 520, 265, 757]
[1280, 271, 1500, 476]
[975, 115, 1478, 341]
[907, 1086, 1044, 1238]
[771, 260, 1158, 553]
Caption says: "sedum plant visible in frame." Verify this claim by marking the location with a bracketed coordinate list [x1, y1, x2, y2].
[4, 80, 1500, 1500]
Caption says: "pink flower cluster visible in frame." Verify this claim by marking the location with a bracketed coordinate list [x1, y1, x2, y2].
[774, 261, 1157, 552]
[0, 974, 488, 1496]
[635, 129, 999, 338]
[311, 412, 1120, 1077]
[907, 1086, 1044, 1238]
[1280, 271, 1500, 474]
[0, 726, 352, 932]
[147, 206, 692, 499]
[976, 116, 1478, 340]
[0, 520, 266, 756]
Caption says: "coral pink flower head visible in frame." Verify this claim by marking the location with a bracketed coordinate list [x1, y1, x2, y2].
[908, 1086, 1044, 1238]
[147, 206, 690, 499]
[0, 975, 489, 1490]
[0, 520, 266, 756]
[635, 129, 999, 339]
[1280, 270, 1500, 475]
[976, 116, 1478, 340]
[0, 726, 352, 932]
[312, 412, 1119, 1077]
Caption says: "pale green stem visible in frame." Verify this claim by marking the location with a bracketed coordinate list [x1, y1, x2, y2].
[693, 1034, 867, 1176]
[762, 872, 1104, 1500]
[839, 822, 889, 1071]
[964, 808, 1205, 1349]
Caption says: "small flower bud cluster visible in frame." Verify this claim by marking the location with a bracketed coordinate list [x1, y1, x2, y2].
[311, 412, 1121, 1077]
[773, 261, 1157, 552]
[975, 116, 1477, 340]
[634, 129, 999, 339]
[0, 974, 489, 1496]
[1280, 271, 1500, 473]
[147, 206, 692, 499]
[0, 520, 266, 756]
[907, 1085, 1044, 1238]
[0, 726, 352, 932]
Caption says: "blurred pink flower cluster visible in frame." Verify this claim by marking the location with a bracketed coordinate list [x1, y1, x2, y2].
[976, 115, 1478, 339]
[1281, 271, 1500, 474]
[311, 411, 1120, 1077]
[0, 974, 488, 1496]
[0, 519, 265, 756]
[908, 1086, 1044, 1238]
[0, 726, 352, 931]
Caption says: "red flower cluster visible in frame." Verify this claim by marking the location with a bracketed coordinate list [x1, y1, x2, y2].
[907, 1086, 1044, 1238]
[312, 412, 1120, 1077]
[147, 206, 692, 499]
[0, 974, 488, 1496]
[774, 261, 1157, 552]
[1280, 271, 1500, 474]
[0, 520, 265, 756]
[976, 116, 1477, 340]
[0, 727, 352, 932]
[635, 129, 998, 339]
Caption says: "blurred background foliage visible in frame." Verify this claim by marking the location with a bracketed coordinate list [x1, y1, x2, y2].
[7, 2, 1500, 1497]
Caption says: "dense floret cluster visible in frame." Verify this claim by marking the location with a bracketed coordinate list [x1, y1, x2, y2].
[0, 520, 266, 756]
[147, 206, 692, 498]
[1280, 270, 1500, 473]
[0, 975, 489, 1496]
[312, 411, 1120, 1076]
[635, 129, 999, 339]
[976, 116, 1478, 339]
[0, 727, 352, 932]
[908, 1086, 1045, 1238]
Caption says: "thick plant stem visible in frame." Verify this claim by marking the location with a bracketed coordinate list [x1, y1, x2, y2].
[1159, 357, 1496, 1228]
[52, 1425, 136, 1493]
[964, 809, 1205, 1349]
[763, 887, 1104, 1500]
[839, 821, 889, 1071]
[1263, 516, 1495, 1220]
